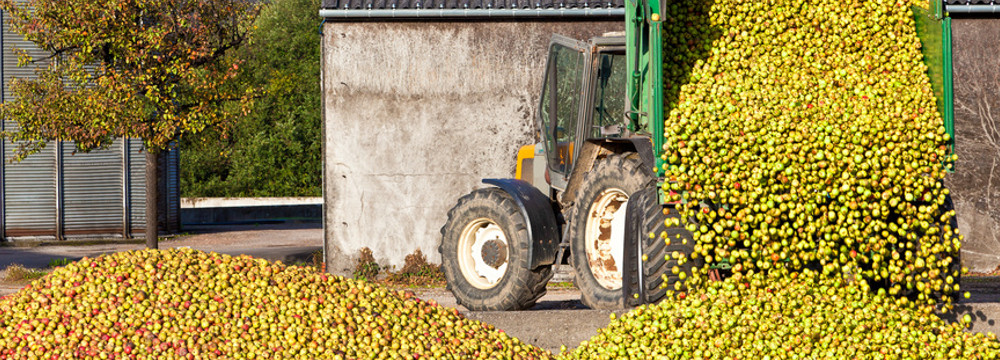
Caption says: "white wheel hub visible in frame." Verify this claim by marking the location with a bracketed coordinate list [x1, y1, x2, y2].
[458, 219, 510, 289]
[585, 188, 628, 290]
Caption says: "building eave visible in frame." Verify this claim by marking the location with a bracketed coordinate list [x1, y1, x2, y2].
[319, 8, 625, 19]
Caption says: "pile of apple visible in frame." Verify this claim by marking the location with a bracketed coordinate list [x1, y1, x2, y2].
[659, 0, 961, 306]
[0, 248, 551, 359]
[563, 270, 999, 359]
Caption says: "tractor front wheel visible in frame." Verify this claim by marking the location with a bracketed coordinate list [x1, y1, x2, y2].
[439, 188, 552, 311]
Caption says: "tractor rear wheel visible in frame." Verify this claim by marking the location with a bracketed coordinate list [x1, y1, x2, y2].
[567, 153, 653, 309]
[942, 194, 962, 290]
[870, 193, 961, 302]
[623, 186, 700, 306]
[439, 188, 552, 311]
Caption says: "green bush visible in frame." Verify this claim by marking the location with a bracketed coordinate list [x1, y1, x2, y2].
[181, 0, 322, 197]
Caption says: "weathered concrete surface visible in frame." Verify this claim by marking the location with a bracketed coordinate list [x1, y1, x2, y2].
[322, 21, 622, 273]
[949, 19, 1000, 272]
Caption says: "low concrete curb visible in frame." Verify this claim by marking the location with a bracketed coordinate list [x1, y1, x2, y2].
[181, 197, 322, 225]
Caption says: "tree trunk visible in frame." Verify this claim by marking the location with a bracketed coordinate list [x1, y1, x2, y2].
[145, 149, 159, 249]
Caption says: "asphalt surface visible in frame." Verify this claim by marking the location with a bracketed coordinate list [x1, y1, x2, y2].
[2, 223, 1000, 354]
[0, 222, 324, 306]
[0, 222, 323, 270]
[943, 277, 1000, 335]
[409, 288, 619, 353]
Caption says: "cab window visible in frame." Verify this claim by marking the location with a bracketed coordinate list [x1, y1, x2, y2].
[539, 43, 585, 174]
[592, 52, 627, 138]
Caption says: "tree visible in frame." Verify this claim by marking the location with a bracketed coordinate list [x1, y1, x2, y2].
[181, 0, 321, 197]
[0, 0, 262, 248]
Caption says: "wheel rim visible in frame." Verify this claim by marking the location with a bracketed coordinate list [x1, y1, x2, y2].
[457, 218, 510, 290]
[585, 188, 628, 290]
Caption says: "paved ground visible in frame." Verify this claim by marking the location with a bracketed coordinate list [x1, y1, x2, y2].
[0, 222, 323, 270]
[2, 223, 1000, 354]
[408, 281, 1000, 353]
[0, 222, 324, 310]
[945, 277, 1000, 335]
[410, 287, 617, 353]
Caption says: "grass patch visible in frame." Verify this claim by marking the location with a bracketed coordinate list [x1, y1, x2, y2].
[311, 249, 325, 272]
[548, 281, 577, 289]
[967, 263, 1000, 277]
[353, 247, 381, 282]
[289, 250, 326, 273]
[48, 258, 73, 268]
[349, 248, 446, 288]
[1, 264, 49, 283]
[382, 249, 446, 288]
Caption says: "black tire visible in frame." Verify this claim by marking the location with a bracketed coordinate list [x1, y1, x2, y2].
[439, 187, 553, 311]
[871, 193, 961, 302]
[568, 153, 653, 309]
[623, 186, 701, 306]
[941, 193, 962, 298]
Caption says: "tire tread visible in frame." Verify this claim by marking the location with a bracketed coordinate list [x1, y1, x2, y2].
[439, 188, 551, 311]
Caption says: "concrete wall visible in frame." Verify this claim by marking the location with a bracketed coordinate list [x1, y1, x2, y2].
[182, 197, 322, 208]
[949, 19, 1000, 272]
[322, 20, 622, 274]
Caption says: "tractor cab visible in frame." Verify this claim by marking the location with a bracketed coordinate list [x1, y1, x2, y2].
[534, 34, 632, 192]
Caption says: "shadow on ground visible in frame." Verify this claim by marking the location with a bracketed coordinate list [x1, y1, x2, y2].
[941, 277, 1000, 333]
[531, 298, 588, 310]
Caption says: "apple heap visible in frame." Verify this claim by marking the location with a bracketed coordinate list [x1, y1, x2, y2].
[0, 248, 551, 359]
[562, 270, 1000, 359]
[658, 0, 961, 305]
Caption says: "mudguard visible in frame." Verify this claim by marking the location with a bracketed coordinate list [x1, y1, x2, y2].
[483, 179, 560, 270]
[624, 137, 656, 177]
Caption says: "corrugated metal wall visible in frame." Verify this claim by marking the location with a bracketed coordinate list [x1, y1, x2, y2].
[0, 10, 180, 241]
[163, 147, 180, 234]
[128, 140, 146, 235]
[61, 142, 125, 236]
[126, 141, 180, 237]
[2, 9, 57, 238]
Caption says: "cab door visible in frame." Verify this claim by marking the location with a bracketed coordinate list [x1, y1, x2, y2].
[538, 35, 590, 190]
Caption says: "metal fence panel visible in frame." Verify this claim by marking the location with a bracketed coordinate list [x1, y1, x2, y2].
[61, 142, 124, 236]
[2, 133, 57, 237]
[2, 10, 58, 238]
[126, 142, 180, 236]
[1, 10, 179, 240]
[1, 8, 46, 105]
[165, 148, 180, 233]
[128, 140, 147, 235]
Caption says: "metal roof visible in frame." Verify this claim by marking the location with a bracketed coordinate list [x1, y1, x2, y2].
[321, 0, 623, 10]
[319, 0, 625, 18]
